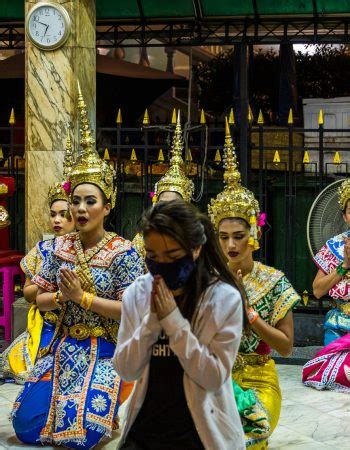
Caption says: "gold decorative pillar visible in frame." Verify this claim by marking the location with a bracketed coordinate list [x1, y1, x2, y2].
[25, 0, 96, 249]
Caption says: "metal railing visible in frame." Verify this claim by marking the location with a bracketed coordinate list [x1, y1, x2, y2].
[4, 118, 350, 314]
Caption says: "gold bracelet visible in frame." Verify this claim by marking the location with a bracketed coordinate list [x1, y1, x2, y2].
[85, 293, 94, 311]
[53, 291, 62, 308]
[80, 291, 88, 309]
[80, 291, 94, 310]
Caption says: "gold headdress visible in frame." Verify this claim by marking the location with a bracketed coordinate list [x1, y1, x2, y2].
[0, 205, 10, 229]
[338, 179, 350, 211]
[208, 118, 261, 249]
[47, 135, 73, 207]
[69, 82, 116, 207]
[153, 112, 194, 203]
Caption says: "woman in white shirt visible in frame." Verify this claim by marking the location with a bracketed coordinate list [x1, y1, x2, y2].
[114, 200, 246, 450]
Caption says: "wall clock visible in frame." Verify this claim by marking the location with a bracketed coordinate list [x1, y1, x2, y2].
[26, 2, 71, 51]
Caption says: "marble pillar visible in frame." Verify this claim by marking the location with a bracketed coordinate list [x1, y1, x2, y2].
[25, 0, 96, 250]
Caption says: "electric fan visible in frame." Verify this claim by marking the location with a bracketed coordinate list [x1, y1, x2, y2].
[307, 179, 348, 257]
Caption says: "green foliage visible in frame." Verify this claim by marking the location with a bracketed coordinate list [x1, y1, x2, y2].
[193, 50, 237, 115]
[296, 45, 350, 99]
[193, 45, 350, 117]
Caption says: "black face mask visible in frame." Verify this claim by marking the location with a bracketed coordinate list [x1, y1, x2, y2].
[145, 254, 196, 291]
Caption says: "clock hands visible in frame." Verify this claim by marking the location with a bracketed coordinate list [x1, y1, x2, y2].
[34, 19, 50, 36]
[35, 19, 48, 27]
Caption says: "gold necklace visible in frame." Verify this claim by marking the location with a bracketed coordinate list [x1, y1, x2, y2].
[74, 232, 119, 344]
[74, 232, 114, 293]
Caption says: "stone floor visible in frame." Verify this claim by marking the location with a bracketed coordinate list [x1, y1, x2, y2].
[0, 364, 349, 449]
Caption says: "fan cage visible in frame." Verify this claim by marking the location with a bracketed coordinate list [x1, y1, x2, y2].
[307, 179, 348, 257]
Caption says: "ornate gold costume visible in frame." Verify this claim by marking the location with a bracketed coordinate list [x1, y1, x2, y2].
[132, 231, 147, 260]
[208, 118, 260, 249]
[152, 112, 194, 203]
[338, 178, 350, 210]
[0, 205, 10, 229]
[132, 113, 194, 258]
[209, 121, 300, 449]
[47, 136, 73, 207]
[68, 82, 116, 207]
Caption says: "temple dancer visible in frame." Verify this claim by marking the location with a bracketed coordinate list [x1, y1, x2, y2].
[12, 85, 143, 449]
[303, 179, 350, 392]
[1, 139, 75, 384]
[209, 119, 300, 449]
[132, 111, 194, 259]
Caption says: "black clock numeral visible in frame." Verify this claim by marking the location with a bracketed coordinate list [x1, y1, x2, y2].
[58, 31, 62, 36]
[35, 31, 39, 36]
[33, 23, 37, 29]
[34, 15, 39, 22]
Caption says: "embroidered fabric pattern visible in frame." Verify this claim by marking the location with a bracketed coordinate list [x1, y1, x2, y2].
[314, 234, 350, 301]
[240, 263, 300, 353]
[302, 345, 350, 393]
[14, 232, 144, 447]
[21, 240, 55, 281]
[40, 337, 96, 444]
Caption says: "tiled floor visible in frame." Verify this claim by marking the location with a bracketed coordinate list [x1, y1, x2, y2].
[270, 365, 350, 450]
[0, 364, 349, 449]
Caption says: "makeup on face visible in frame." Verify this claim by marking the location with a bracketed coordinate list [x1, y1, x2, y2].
[50, 200, 74, 236]
[71, 184, 110, 234]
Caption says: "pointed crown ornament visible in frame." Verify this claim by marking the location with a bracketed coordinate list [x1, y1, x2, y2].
[47, 134, 74, 207]
[338, 179, 350, 211]
[68, 82, 117, 208]
[153, 111, 194, 203]
[208, 118, 261, 250]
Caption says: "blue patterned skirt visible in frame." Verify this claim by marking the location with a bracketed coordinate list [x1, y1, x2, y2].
[12, 336, 122, 449]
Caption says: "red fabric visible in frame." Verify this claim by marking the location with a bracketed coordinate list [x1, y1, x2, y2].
[0, 177, 15, 198]
[256, 340, 271, 355]
[0, 177, 15, 250]
[0, 250, 20, 257]
[0, 254, 23, 266]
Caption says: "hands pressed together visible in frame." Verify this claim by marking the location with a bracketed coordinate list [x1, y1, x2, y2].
[59, 267, 83, 303]
[151, 275, 177, 320]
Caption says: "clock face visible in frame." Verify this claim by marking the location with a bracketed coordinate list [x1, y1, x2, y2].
[27, 3, 71, 50]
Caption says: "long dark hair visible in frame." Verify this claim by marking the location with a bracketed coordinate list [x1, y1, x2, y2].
[141, 200, 247, 327]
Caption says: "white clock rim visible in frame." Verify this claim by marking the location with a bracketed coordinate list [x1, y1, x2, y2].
[26, 2, 71, 51]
